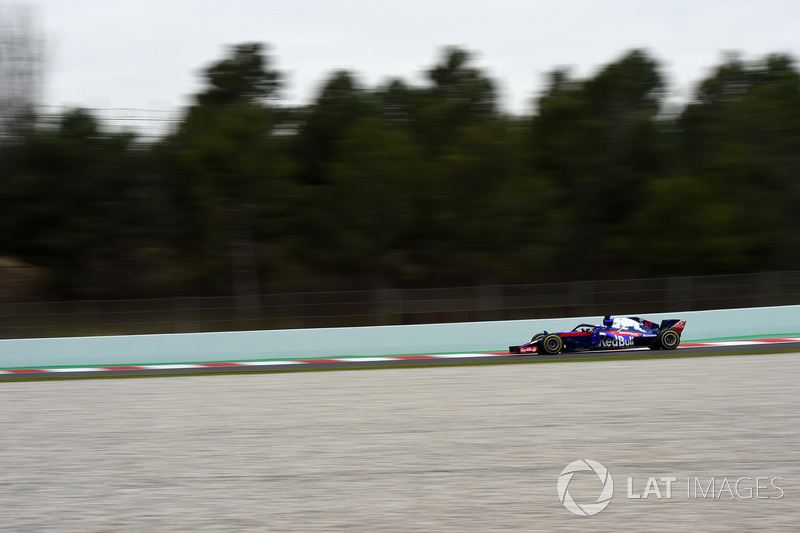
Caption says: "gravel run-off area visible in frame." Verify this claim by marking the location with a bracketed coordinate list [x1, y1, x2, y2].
[1, 352, 798, 531]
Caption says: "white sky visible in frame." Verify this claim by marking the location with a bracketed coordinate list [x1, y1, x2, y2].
[22, 0, 800, 133]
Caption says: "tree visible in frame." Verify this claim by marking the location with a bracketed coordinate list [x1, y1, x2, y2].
[292, 70, 376, 186]
[414, 47, 498, 156]
[530, 50, 668, 277]
[0, 4, 44, 139]
[302, 117, 428, 286]
[677, 53, 800, 269]
[430, 118, 560, 283]
[195, 43, 281, 106]
[157, 43, 291, 299]
[0, 109, 171, 297]
[624, 177, 757, 275]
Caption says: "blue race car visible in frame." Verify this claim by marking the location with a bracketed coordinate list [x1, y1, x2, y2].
[509, 316, 687, 355]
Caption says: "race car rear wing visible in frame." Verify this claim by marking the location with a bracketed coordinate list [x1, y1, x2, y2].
[659, 319, 687, 335]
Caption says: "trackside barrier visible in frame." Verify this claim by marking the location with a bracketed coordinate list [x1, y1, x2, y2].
[0, 305, 798, 369]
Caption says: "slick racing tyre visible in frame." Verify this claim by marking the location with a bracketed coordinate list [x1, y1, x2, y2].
[657, 329, 680, 350]
[540, 334, 564, 355]
[531, 333, 545, 343]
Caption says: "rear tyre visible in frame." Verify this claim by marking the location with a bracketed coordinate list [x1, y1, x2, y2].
[657, 329, 680, 350]
[540, 334, 564, 355]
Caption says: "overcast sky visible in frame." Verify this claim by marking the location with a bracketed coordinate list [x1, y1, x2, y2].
[24, 0, 800, 125]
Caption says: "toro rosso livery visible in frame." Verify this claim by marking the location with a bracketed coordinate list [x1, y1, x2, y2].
[509, 316, 687, 355]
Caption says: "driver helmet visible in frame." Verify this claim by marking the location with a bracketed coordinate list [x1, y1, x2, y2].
[602, 316, 614, 327]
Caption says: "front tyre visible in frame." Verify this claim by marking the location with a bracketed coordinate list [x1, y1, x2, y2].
[531, 333, 545, 343]
[657, 329, 680, 350]
[540, 334, 564, 355]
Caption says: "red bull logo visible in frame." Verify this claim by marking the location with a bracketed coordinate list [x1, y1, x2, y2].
[601, 336, 634, 348]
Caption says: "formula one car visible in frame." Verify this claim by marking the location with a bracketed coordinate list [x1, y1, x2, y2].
[509, 316, 687, 355]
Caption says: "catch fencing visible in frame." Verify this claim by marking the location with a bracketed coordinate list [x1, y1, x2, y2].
[1, 271, 798, 339]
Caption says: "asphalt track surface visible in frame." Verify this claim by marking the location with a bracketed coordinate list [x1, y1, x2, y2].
[3, 340, 799, 380]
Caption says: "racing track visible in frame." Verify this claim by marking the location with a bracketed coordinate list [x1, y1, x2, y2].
[2, 338, 799, 380]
